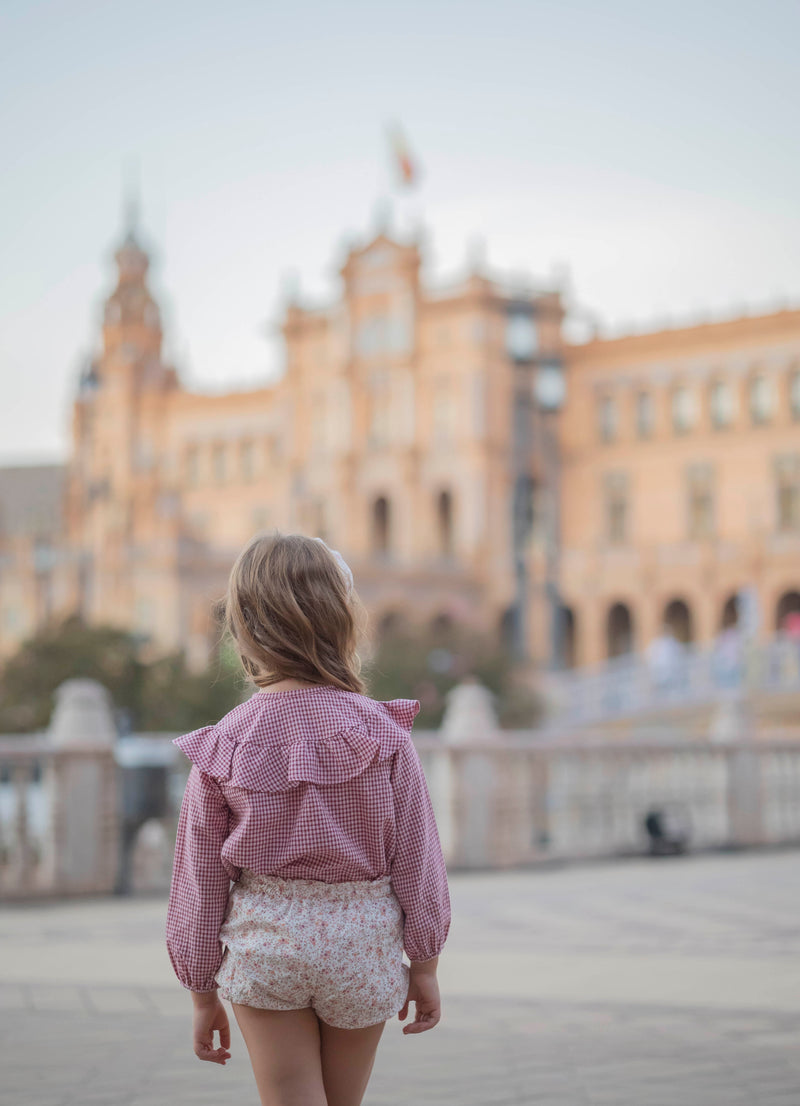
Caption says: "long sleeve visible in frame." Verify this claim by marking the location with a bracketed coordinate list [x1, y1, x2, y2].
[166, 765, 234, 992]
[389, 738, 451, 961]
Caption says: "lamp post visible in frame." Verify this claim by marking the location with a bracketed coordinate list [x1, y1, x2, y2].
[533, 358, 566, 669]
[506, 292, 566, 667]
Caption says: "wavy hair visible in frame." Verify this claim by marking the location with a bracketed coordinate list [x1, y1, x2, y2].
[224, 531, 365, 693]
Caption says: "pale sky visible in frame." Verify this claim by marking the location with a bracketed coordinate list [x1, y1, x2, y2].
[1, 0, 798, 463]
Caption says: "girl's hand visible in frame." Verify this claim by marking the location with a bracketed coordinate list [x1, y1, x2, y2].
[398, 965, 441, 1034]
[191, 992, 231, 1065]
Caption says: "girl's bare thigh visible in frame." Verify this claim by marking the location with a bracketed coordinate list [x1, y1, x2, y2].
[319, 1016, 386, 1106]
[233, 1004, 326, 1106]
[232, 1003, 386, 1106]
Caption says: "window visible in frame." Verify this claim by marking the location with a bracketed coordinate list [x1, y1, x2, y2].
[709, 380, 734, 429]
[388, 303, 414, 354]
[749, 374, 774, 425]
[687, 463, 714, 539]
[671, 386, 696, 434]
[185, 445, 200, 486]
[212, 444, 226, 483]
[790, 371, 800, 421]
[604, 472, 629, 544]
[240, 440, 255, 482]
[437, 490, 454, 556]
[598, 395, 618, 443]
[775, 455, 800, 533]
[505, 312, 537, 362]
[356, 315, 389, 356]
[372, 496, 390, 555]
[635, 392, 654, 439]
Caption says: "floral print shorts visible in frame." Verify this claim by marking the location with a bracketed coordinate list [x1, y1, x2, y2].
[215, 870, 410, 1029]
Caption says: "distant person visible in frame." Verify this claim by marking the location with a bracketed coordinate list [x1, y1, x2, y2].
[166, 533, 450, 1105]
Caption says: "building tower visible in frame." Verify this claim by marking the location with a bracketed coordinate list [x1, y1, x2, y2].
[65, 213, 178, 643]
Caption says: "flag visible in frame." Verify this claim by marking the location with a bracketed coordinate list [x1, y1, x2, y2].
[388, 123, 418, 188]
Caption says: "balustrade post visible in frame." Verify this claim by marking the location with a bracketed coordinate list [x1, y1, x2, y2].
[47, 679, 120, 895]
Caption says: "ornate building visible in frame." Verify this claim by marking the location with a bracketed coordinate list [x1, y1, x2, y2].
[0, 218, 563, 668]
[2, 214, 798, 678]
[558, 311, 800, 667]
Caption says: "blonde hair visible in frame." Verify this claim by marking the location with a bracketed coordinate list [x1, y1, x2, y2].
[224, 531, 365, 693]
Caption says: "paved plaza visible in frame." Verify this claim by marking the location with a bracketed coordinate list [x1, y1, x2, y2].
[2, 851, 799, 1105]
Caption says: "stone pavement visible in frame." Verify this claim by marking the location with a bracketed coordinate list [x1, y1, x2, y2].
[1, 851, 799, 1105]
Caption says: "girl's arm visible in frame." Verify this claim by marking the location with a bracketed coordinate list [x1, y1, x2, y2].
[166, 765, 233, 993]
[389, 738, 451, 963]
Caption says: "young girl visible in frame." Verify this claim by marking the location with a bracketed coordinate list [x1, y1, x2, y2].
[166, 532, 451, 1106]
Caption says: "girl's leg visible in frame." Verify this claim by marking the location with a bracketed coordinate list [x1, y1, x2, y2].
[232, 1004, 327, 1106]
[318, 1018, 386, 1106]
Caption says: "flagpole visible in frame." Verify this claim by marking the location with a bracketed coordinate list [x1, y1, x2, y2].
[386, 122, 423, 242]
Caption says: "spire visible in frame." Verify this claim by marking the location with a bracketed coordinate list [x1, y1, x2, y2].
[122, 157, 141, 239]
[115, 159, 149, 281]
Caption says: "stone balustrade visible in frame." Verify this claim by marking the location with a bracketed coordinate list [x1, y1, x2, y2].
[414, 736, 800, 868]
[0, 679, 119, 901]
[1, 677, 799, 898]
[0, 738, 118, 898]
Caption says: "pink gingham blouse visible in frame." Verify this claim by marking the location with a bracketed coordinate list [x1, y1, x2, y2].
[166, 685, 451, 992]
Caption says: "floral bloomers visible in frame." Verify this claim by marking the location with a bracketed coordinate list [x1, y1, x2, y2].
[215, 870, 410, 1029]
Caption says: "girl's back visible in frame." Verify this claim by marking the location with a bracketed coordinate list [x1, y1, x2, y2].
[166, 532, 450, 1105]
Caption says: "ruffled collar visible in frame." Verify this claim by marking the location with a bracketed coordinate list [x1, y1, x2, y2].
[173, 687, 419, 792]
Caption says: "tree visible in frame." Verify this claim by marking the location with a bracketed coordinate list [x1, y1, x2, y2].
[364, 623, 541, 729]
[0, 616, 246, 734]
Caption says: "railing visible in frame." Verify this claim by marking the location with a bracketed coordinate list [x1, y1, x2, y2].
[3, 717, 799, 896]
[543, 634, 800, 730]
[0, 738, 118, 900]
[415, 737, 800, 868]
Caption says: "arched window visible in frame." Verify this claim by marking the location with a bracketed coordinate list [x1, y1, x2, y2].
[372, 496, 390, 556]
[211, 443, 226, 484]
[430, 612, 454, 641]
[776, 591, 800, 632]
[560, 606, 577, 669]
[240, 440, 255, 482]
[598, 395, 617, 443]
[185, 445, 200, 486]
[635, 392, 654, 439]
[791, 370, 800, 422]
[499, 607, 516, 652]
[671, 386, 697, 434]
[606, 602, 634, 658]
[720, 594, 739, 629]
[749, 374, 774, 425]
[709, 380, 734, 429]
[437, 490, 454, 556]
[663, 598, 694, 644]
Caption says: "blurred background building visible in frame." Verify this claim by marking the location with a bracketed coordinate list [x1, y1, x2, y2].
[559, 310, 800, 667]
[0, 212, 565, 671]
[0, 210, 798, 689]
